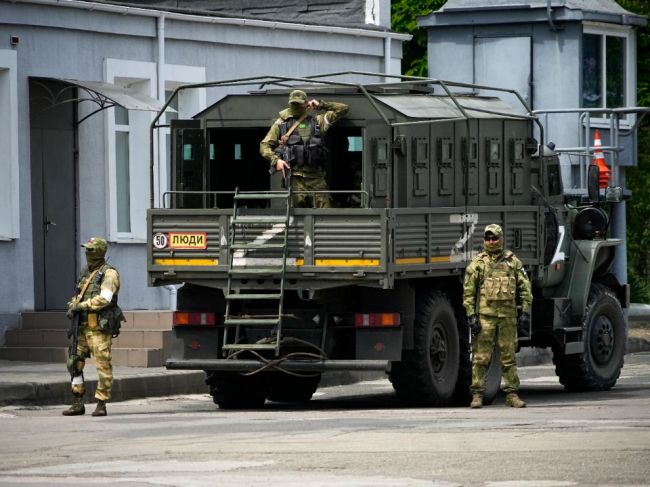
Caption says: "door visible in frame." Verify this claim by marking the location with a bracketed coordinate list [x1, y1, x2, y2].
[30, 79, 77, 310]
[474, 36, 532, 112]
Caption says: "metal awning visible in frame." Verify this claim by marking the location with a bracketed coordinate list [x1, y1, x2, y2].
[31, 77, 172, 124]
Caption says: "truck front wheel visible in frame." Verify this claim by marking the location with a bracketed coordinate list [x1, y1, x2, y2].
[553, 284, 626, 391]
[389, 289, 459, 406]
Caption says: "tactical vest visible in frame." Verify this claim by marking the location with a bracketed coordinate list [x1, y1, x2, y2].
[77, 264, 121, 332]
[279, 116, 327, 169]
[477, 251, 519, 317]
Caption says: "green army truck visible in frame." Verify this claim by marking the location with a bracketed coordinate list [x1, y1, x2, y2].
[148, 74, 629, 408]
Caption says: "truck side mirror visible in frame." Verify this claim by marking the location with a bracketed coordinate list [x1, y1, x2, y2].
[587, 164, 600, 203]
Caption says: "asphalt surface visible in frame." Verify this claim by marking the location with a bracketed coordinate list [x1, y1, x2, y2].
[0, 353, 649, 486]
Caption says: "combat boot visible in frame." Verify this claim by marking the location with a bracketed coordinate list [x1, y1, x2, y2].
[505, 392, 526, 408]
[92, 400, 107, 417]
[62, 394, 85, 416]
[470, 394, 483, 409]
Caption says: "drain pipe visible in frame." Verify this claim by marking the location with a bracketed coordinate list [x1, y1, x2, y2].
[156, 14, 165, 208]
[546, 0, 559, 31]
[165, 284, 179, 311]
[156, 15, 179, 311]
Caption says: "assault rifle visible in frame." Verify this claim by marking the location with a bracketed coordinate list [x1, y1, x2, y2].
[66, 310, 81, 380]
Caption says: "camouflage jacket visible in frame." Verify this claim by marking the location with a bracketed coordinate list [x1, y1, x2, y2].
[462, 250, 532, 318]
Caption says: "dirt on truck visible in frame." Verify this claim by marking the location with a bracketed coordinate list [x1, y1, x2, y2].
[147, 73, 631, 409]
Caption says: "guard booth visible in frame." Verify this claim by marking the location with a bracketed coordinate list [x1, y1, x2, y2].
[419, 0, 648, 288]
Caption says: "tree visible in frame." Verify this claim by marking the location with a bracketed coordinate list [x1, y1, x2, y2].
[391, 0, 446, 76]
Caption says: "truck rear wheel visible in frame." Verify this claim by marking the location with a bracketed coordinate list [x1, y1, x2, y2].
[267, 374, 321, 403]
[552, 284, 625, 391]
[206, 372, 268, 409]
[389, 289, 459, 406]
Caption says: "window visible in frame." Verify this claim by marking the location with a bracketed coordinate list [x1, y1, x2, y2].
[582, 25, 633, 111]
[115, 107, 131, 233]
[0, 50, 19, 240]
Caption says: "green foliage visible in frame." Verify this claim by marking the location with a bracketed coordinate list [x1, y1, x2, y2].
[629, 268, 650, 304]
[391, 0, 446, 76]
[617, 1, 650, 298]
[617, 1, 650, 107]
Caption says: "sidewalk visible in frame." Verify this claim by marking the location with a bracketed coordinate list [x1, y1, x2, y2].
[1, 309, 649, 407]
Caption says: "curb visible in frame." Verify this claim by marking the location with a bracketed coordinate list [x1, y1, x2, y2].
[2, 338, 649, 407]
[0, 371, 208, 406]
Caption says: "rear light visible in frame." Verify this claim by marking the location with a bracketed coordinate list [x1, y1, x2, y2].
[354, 313, 400, 328]
[173, 311, 216, 326]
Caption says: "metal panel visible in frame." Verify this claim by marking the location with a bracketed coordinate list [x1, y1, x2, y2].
[474, 36, 531, 111]
[313, 216, 382, 261]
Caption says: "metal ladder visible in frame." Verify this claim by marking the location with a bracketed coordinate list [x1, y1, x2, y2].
[222, 188, 292, 357]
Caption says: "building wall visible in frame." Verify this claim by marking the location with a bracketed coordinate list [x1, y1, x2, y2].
[0, 0, 405, 342]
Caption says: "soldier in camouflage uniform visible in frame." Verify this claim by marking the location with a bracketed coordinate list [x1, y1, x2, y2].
[260, 89, 349, 208]
[462, 224, 532, 409]
[63, 237, 122, 417]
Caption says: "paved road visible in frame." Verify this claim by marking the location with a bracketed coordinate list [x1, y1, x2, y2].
[1, 353, 649, 487]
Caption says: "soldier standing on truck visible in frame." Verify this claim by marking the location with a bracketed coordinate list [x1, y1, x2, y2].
[260, 89, 348, 208]
[462, 224, 532, 409]
[63, 237, 124, 417]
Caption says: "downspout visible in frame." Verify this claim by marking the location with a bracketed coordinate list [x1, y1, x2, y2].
[157, 14, 178, 310]
[546, 0, 558, 31]
[157, 14, 165, 207]
[384, 35, 391, 80]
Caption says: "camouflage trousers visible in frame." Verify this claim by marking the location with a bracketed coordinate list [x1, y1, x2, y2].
[291, 175, 332, 208]
[470, 314, 520, 395]
[70, 325, 113, 401]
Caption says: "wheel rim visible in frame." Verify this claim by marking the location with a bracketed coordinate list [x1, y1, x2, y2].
[590, 314, 615, 365]
[429, 321, 448, 374]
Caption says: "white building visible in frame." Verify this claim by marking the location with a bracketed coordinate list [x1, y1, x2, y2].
[0, 0, 410, 344]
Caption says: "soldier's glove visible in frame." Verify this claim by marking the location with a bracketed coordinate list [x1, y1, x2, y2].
[66, 301, 86, 320]
[518, 312, 531, 336]
[66, 301, 76, 320]
[468, 314, 481, 337]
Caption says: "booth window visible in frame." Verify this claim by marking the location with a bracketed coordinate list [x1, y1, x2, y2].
[582, 29, 629, 110]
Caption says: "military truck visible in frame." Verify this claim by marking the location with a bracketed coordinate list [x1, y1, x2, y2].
[147, 73, 629, 408]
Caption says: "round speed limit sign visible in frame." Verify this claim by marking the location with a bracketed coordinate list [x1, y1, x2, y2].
[152, 233, 169, 249]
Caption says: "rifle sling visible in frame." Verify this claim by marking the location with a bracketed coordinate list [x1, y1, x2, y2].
[280, 112, 309, 146]
[76, 268, 101, 302]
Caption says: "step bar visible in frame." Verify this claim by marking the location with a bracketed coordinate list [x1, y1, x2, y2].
[166, 358, 390, 372]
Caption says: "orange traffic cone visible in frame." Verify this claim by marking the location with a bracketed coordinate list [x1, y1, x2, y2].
[592, 129, 611, 188]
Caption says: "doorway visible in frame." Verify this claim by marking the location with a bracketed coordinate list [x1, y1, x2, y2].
[29, 79, 78, 310]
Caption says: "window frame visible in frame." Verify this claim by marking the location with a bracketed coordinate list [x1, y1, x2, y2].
[105, 59, 157, 243]
[582, 22, 636, 126]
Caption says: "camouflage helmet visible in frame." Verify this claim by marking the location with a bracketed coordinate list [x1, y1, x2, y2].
[483, 224, 503, 254]
[288, 89, 307, 105]
[81, 237, 108, 255]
